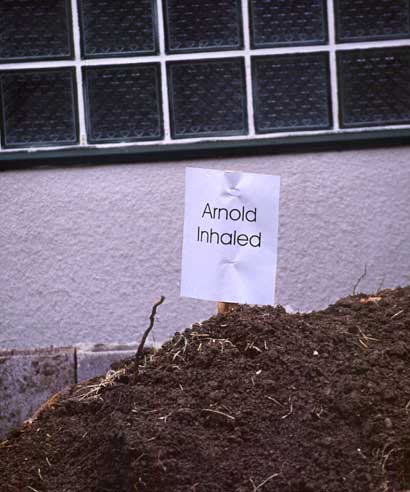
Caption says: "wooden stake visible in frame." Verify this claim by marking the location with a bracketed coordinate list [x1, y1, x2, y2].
[217, 302, 238, 314]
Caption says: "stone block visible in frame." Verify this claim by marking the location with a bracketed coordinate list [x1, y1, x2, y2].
[0, 347, 75, 439]
[76, 343, 138, 382]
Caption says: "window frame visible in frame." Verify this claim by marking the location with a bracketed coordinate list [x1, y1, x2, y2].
[0, 0, 409, 168]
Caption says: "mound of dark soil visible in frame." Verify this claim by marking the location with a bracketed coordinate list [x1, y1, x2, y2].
[1, 287, 410, 492]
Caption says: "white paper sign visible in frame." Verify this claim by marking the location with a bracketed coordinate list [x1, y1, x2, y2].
[181, 167, 280, 305]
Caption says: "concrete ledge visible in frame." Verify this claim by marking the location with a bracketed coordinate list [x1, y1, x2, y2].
[0, 343, 142, 438]
[76, 343, 138, 382]
[0, 347, 75, 439]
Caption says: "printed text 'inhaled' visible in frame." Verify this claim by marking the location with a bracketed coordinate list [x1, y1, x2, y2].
[197, 203, 261, 248]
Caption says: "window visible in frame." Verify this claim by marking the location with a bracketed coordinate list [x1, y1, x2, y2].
[167, 58, 248, 138]
[83, 64, 163, 143]
[0, 0, 409, 161]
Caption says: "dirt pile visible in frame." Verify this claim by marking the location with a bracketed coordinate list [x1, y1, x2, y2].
[1, 287, 409, 492]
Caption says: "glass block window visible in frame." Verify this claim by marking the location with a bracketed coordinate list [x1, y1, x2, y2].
[0, 69, 78, 148]
[252, 53, 331, 133]
[335, 0, 410, 43]
[168, 59, 247, 138]
[0, 0, 409, 160]
[78, 0, 158, 58]
[163, 0, 243, 53]
[83, 64, 163, 143]
[250, 0, 327, 48]
[338, 48, 410, 128]
[0, 0, 73, 62]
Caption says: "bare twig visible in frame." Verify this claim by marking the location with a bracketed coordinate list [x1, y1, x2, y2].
[250, 472, 279, 491]
[314, 405, 324, 418]
[280, 397, 294, 419]
[202, 408, 235, 420]
[355, 326, 379, 350]
[353, 264, 367, 295]
[159, 412, 173, 423]
[265, 396, 282, 406]
[391, 310, 404, 319]
[157, 451, 167, 472]
[74, 368, 126, 401]
[376, 275, 385, 293]
[381, 447, 402, 474]
[136, 296, 165, 363]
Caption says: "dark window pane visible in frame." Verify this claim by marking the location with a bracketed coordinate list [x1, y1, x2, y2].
[168, 59, 247, 138]
[338, 48, 410, 128]
[0, 0, 73, 62]
[0, 69, 78, 148]
[78, 0, 157, 58]
[335, 0, 410, 42]
[250, 0, 327, 48]
[163, 0, 243, 53]
[83, 64, 163, 143]
[252, 53, 331, 133]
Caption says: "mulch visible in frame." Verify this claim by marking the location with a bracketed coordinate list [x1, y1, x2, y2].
[1, 287, 409, 492]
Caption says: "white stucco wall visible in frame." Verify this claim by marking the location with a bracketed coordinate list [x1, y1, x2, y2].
[1, 146, 409, 350]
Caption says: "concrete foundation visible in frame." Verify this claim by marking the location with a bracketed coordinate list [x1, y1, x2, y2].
[0, 344, 137, 439]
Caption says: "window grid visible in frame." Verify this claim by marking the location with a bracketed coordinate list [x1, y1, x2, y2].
[242, 0, 256, 137]
[71, 0, 87, 146]
[156, 0, 172, 141]
[327, 0, 340, 131]
[0, 0, 409, 153]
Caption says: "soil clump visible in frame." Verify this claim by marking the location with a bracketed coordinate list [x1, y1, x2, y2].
[1, 287, 409, 492]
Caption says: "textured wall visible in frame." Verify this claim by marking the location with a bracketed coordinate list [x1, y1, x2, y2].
[1, 147, 409, 349]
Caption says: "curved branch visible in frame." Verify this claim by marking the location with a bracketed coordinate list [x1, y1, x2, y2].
[136, 295, 165, 363]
